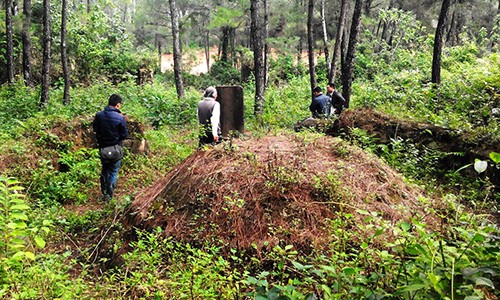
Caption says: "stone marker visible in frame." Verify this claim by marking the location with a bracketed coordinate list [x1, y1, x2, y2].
[216, 86, 244, 138]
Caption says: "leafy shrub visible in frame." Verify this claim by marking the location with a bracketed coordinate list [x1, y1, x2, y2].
[30, 148, 100, 205]
[209, 60, 241, 85]
[268, 54, 307, 84]
[0, 176, 52, 297]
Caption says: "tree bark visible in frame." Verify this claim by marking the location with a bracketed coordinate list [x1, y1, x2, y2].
[264, 0, 270, 89]
[329, 0, 348, 83]
[169, 0, 184, 98]
[307, 0, 316, 94]
[251, 0, 265, 116]
[61, 0, 70, 104]
[431, 0, 451, 86]
[221, 26, 229, 62]
[40, 0, 51, 108]
[22, 0, 33, 86]
[341, 0, 363, 108]
[320, 0, 330, 80]
[204, 20, 210, 72]
[5, 0, 14, 83]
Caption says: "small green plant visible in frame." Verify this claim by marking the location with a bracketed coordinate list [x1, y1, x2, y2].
[0, 176, 51, 297]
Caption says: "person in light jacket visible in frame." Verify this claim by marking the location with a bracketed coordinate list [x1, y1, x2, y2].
[197, 86, 221, 147]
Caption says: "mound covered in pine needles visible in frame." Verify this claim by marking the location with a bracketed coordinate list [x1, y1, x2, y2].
[124, 132, 439, 253]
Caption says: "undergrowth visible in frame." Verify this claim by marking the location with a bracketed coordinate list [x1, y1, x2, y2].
[0, 34, 498, 299]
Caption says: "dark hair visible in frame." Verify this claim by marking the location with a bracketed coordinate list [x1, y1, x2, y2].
[313, 86, 322, 93]
[108, 94, 123, 107]
[327, 82, 335, 89]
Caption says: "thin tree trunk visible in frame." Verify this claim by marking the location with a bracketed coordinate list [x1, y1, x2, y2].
[204, 21, 210, 72]
[388, 20, 397, 48]
[341, 0, 363, 108]
[264, 0, 270, 89]
[329, 0, 348, 83]
[320, 0, 330, 80]
[446, 10, 455, 45]
[61, 0, 70, 104]
[251, 0, 265, 116]
[431, 0, 451, 86]
[229, 27, 235, 63]
[40, 0, 51, 108]
[22, 0, 34, 86]
[5, 0, 14, 83]
[307, 0, 316, 94]
[169, 0, 184, 98]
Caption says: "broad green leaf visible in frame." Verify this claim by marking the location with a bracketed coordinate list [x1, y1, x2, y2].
[15, 221, 27, 229]
[343, 267, 356, 275]
[474, 277, 494, 288]
[6, 222, 19, 229]
[398, 284, 426, 292]
[10, 238, 26, 245]
[291, 261, 313, 270]
[24, 251, 35, 260]
[12, 251, 26, 260]
[34, 236, 46, 248]
[489, 152, 500, 163]
[9, 212, 28, 221]
[472, 233, 485, 242]
[10, 204, 30, 210]
[474, 160, 487, 173]
[401, 222, 411, 232]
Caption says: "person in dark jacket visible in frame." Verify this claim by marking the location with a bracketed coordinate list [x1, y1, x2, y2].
[309, 86, 330, 118]
[93, 94, 128, 201]
[197, 86, 221, 147]
[326, 82, 346, 116]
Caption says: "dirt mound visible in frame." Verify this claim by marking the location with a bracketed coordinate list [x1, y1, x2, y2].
[124, 132, 439, 253]
[295, 108, 499, 191]
[327, 108, 500, 189]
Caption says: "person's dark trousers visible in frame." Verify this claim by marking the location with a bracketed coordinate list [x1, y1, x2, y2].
[100, 159, 121, 201]
[198, 133, 218, 148]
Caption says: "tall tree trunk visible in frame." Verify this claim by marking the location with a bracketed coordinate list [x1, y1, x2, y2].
[87, 0, 91, 13]
[341, 0, 363, 108]
[61, 0, 70, 104]
[251, 0, 265, 116]
[329, 0, 348, 83]
[229, 27, 235, 63]
[446, 10, 455, 45]
[379, 0, 394, 50]
[221, 26, 229, 62]
[388, 20, 397, 48]
[40, 0, 51, 108]
[5, 0, 14, 83]
[22, 0, 33, 86]
[169, 0, 184, 98]
[204, 21, 210, 72]
[264, 0, 270, 89]
[431, 0, 451, 86]
[307, 0, 316, 94]
[320, 0, 330, 80]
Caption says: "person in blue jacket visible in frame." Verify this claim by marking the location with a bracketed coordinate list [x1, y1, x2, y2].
[309, 86, 330, 118]
[93, 94, 129, 201]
